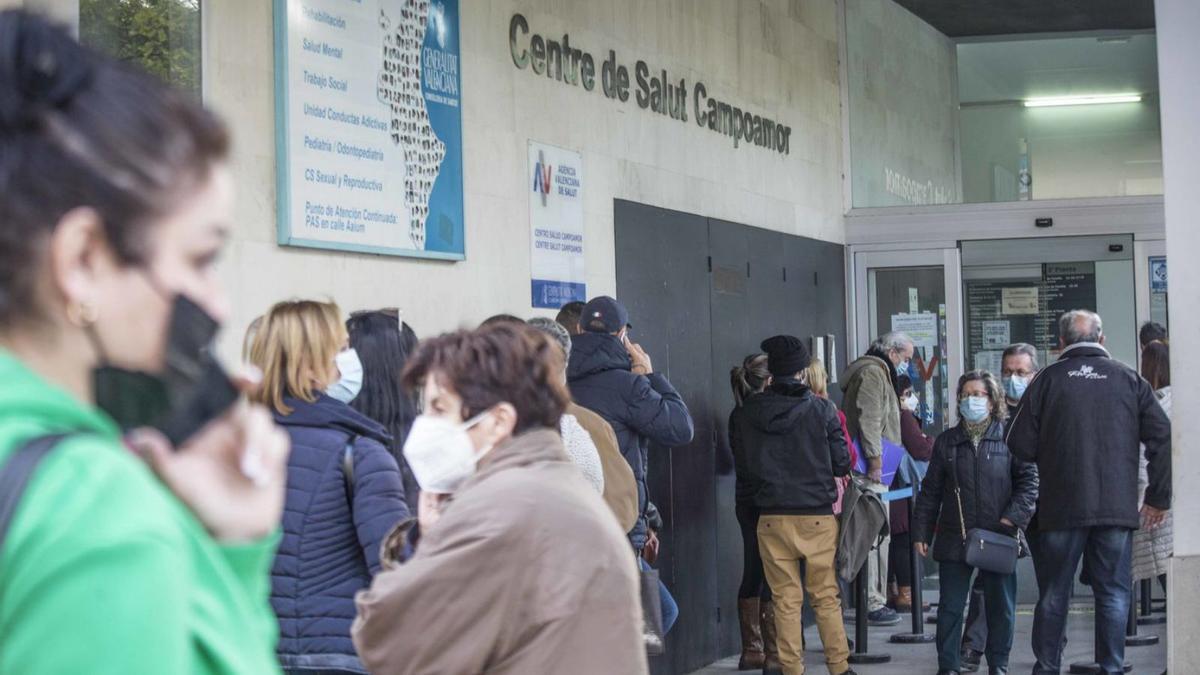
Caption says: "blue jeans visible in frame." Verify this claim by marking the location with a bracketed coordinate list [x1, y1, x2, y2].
[640, 558, 679, 635]
[936, 560, 1017, 671]
[1031, 527, 1132, 674]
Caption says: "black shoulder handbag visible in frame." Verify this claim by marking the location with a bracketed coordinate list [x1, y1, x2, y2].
[950, 447, 1021, 575]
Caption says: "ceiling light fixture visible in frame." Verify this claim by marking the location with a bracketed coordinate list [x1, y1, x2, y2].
[1024, 94, 1143, 108]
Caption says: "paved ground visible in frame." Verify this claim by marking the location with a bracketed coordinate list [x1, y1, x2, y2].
[689, 603, 1167, 674]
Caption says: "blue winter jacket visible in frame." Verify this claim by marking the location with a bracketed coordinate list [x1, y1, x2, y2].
[270, 394, 409, 673]
[567, 332, 694, 550]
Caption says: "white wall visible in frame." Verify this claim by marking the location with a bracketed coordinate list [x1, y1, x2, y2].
[203, 0, 846, 359]
[844, 0, 960, 208]
[1157, 0, 1200, 670]
[960, 101, 1163, 203]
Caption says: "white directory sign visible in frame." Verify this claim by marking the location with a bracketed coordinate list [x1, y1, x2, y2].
[983, 320, 1011, 348]
[275, 0, 465, 259]
[529, 141, 586, 308]
[1002, 287, 1038, 315]
[891, 312, 938, 348]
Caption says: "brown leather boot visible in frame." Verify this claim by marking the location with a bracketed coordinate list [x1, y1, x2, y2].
[895, 586, 930, 613]
[737, 598, 765, 670]
[760, 599, 781, 671]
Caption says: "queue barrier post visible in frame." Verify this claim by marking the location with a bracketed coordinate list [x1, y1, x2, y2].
[889, 489, 934, 645]
[846, 563, 891, 665]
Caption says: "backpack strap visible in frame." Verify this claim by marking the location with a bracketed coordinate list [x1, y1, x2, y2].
[341, 435, 357, 502]
[0, 434, 71, 553]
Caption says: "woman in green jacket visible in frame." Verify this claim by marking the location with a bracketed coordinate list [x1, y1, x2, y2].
[0, 11, 289, 674]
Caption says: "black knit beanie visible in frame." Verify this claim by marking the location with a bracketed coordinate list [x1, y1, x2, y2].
[760, 335, 811, 378]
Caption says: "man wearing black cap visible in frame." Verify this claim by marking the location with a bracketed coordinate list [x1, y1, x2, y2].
[741, 335, 855, 675]
[567, 296, 695, 554]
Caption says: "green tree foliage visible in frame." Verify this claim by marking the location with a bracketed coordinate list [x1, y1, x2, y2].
[80, 0, 201, 94]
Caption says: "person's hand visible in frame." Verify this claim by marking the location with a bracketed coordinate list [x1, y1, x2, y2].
[625, 336, 653, 375]
[129, 401, 290, 543]
[1141, 504, 1168, 530]
[418, 491, 449, 533]
[867, 457, 883, 484]
[642, 530, 660, 566]
[914, 541, 929, 557]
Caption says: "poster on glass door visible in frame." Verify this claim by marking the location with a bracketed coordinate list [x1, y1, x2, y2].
[529, 141, 585, 309]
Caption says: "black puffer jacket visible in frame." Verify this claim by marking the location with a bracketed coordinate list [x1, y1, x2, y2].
[912, 420, 1039, 563]
[738, 380, 850, 515]
[567, 332, 694, 550]
[728, 404, 760, 508]
[1006, 343, 1171, 531]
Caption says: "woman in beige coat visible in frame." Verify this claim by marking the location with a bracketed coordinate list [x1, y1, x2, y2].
[352, 322, 647, 675]
[1133, 340, 1173, 586]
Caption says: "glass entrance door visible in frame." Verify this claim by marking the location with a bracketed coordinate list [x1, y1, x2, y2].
[854, 248, 964, 434]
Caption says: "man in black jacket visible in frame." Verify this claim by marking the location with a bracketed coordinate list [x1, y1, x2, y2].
[742, 335, 855, 675]
[1006, 310, 1171, 675]
[567, 296, 694, 553]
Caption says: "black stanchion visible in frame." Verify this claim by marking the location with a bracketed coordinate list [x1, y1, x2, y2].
[891, 494, 935, 644]
[1138, 578, 1166, 625]
[1127, 586, 1159, 646]
[847, 565, 891, 665]
[1069, 604, 1135, 672]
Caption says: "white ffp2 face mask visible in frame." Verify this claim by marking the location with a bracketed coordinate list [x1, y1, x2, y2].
[903, 393, 920, 412]
[402, 411, 493, 494]
[327, 348, 364, 404]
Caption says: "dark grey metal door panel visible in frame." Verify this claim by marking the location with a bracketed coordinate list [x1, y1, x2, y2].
[615, 200, 717, 675]
[614, 200, 848, 675]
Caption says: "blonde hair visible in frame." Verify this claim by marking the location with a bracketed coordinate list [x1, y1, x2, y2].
[804, 359, 828, 397]
[249, 299, 346, 415]
[730, 354, 770, 407]
[241, 315, 262, 363]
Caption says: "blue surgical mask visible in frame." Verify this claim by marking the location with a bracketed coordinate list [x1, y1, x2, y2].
[327, 348, 364, 404]
[1003, 375, 1029, 401]
[896, 359, 911, 377]
[959, 396, 990, 423]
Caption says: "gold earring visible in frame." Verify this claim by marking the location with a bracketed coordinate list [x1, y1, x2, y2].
[66, 301, 99, 328]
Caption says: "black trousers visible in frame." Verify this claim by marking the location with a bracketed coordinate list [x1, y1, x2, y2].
[736, 504, 772, 600]
[888, 531, 913, 587]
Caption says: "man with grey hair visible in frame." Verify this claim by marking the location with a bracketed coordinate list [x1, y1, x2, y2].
[839, 331, 914, 626]
[1007, 309, 1171, 675]
[1000, 342, 1040, 418]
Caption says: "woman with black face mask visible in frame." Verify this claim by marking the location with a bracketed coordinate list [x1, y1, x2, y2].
[0, 10, 289, 674]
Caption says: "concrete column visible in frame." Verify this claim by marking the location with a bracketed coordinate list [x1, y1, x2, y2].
[1156, 1, 1200, 671]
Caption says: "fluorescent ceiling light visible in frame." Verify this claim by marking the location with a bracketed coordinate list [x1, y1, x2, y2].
[1024, 94, 1142, 108]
